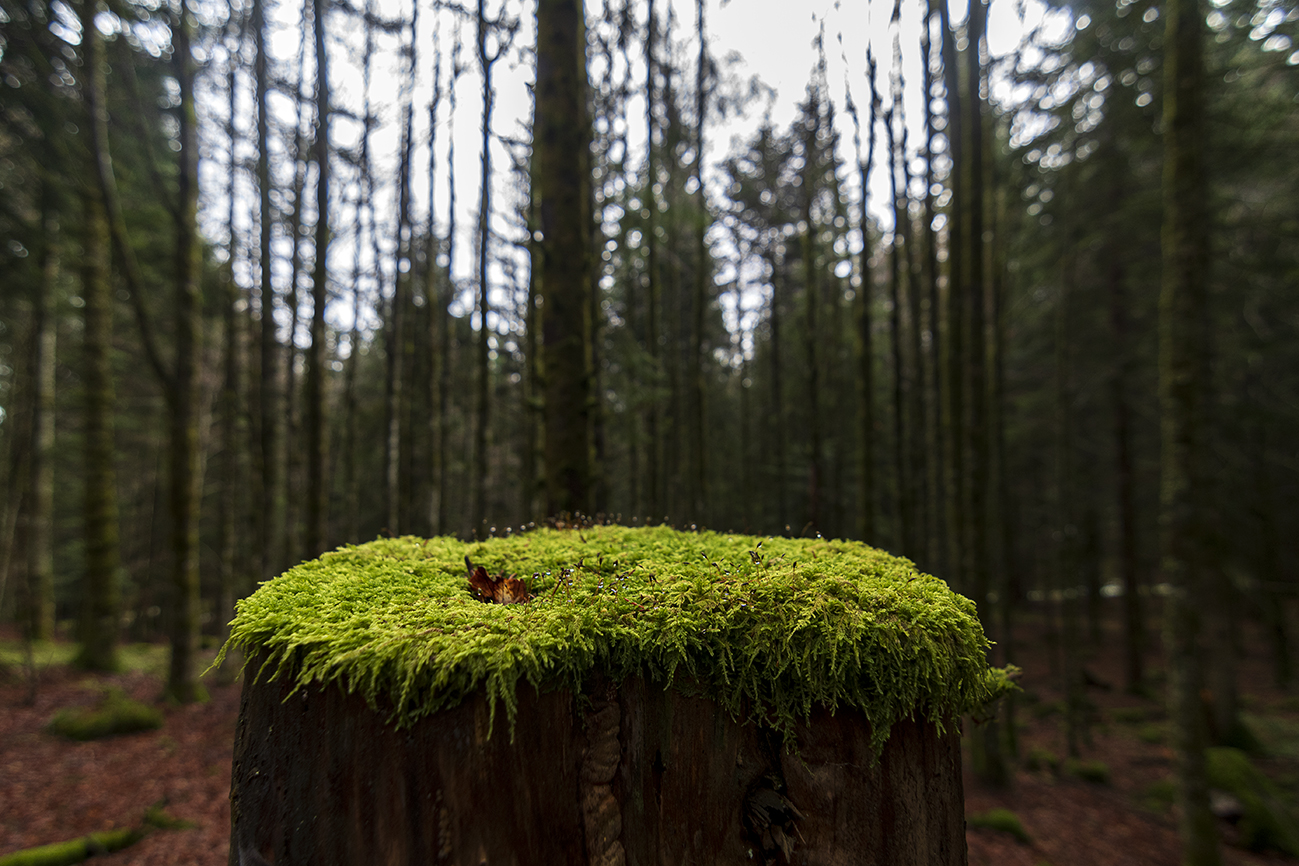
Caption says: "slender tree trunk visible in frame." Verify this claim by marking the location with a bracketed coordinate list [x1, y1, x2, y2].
[26, 181, 58, 641]
[884, 93, 908, 554]
[1160, 0, 1220, 860]
[253, 0, 284, 581]
[218, 38, 248, 664]
[76, 0, 122, 673]
[164, 0, 204, 703]
[536, 0, 592, 515]
[425, 23, 444, 536]
[937, 0, 964, 593]
[962, 0, 1005, 786]
[1108, 258, 1145, 693]
[801, 109, 823, 536]
[472, 0, 495, 535]
[386, 0, 414, 537]
[1055, 238, 1085, 759]
[438, 38, 464, 534]
[921, 3, 947, 574]
[644, 0, 661, 521]
[848, 57, 878, 545]
[305, 0, 331, 556]
[768, 252, 787, 532]
[689, 0, 708, 523]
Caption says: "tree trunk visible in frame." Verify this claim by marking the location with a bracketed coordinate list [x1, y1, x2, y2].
[1160, 0, 1219, 857]
[1107, 257, 1145, 693]
[26, 180, 58, 641]
[165, 0, 204, 704]
[76, 0, 122, 673]
[230, 671, 968, 866]
[305, 0, 331, 557]
[253, 0, 284, 582]
[937, 0, 964, 595]
[472, 0, 495, 536]
[537, 0, 593, 516]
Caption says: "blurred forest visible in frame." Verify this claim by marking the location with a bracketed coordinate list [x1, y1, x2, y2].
[1, 0, 1297, 858]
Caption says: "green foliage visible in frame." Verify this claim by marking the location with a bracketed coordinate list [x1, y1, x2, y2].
[967, 808, 1032, 844]
[1024, 746, 1060, 774]
[1139, 778, 1177, 813]
[1205, 747, 1299, 856]
[1136, 723, 1166, 745]
[1064, 758, 1111, 785]
[1243, 712, 1299, 761]
[219, 526, 1010, 751]
[1110, 706, 1154, 724]
[46, 687, 163, 741]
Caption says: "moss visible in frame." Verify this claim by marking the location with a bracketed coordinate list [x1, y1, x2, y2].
[46, 687, 163, 741]
[1024, 746, 1059, 774]
[0, 827, 141, 866]
[967, 808, 1031, 844]
[1137, 723, 1166, 744]
[0, 802, 186, 866]
[219, 526, 1010, 751]
[1205, 746, 1299, 856]
[1110, 706, 1152, 724]
[1064, 758, 1110, 784]
[1140, 778, 1177, 813]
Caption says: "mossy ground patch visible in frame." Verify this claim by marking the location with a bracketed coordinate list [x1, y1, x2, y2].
[219, 526, 1009, 750]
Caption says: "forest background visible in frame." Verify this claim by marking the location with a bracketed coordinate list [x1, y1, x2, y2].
[0, 0, 1297, 860]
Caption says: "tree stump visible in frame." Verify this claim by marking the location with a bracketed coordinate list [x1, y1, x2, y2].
[224, 527, 1005, 865]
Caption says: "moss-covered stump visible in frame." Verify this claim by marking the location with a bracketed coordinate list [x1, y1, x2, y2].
[224, 526, 1006, 866]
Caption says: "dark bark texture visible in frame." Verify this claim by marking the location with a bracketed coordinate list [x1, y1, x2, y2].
[229, 669, 967, 865]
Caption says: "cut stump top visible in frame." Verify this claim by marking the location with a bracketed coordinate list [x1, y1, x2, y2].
[221, 525, 1007, 751]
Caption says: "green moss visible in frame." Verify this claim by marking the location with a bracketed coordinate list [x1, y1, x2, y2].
[46, 687, 163, 741]
[0, 828, 141, 866]
[1064, 758, 1110, 784]
[1137, 723, 1166, 744]
[218, 527, 1010, 751]
[1140, 778, 1177, 813]
[967, 808, 1031, 844]
[1110, 706, 1153, 724]
[1024, 746, 1059, 774]
[1206, 746, 1299, 855]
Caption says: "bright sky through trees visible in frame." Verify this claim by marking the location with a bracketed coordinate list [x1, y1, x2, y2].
[199, 0, 1063, 339]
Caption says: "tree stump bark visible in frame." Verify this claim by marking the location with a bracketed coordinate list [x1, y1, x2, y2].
[229, 664, 967, 865]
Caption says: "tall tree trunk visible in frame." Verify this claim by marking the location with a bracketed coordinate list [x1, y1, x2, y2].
[253, 0, 284, 581]
[921, 3, 947, 574]
[884, 82, 908, 554]
[218, 37, 248, 664]
[424, 22, 445, 536]
[962, 0, 1005, 786]
[937, 0, 964, 594]
[472, 0, 496, 535]
[438, 37, 464, 534]
[1160, 0, 1220, 861]
[76, 0, 122, 673]
[643, 0, 660, 522]
[386, 0, 415, 537]
[536, 0, 592, 515]
[305, 0, 331, 556]
[26, 180, 58, 641]
[165, 0, 204, 703]
[1108, 257, 1145, 693]
[848, 55, 878, 545]
[801, 104, 822, 536]
[688, 0, 708, 523]
[768, 252, 787, 532]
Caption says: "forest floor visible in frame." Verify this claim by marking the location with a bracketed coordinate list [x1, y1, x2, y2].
[2, 604, 1299, 865]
